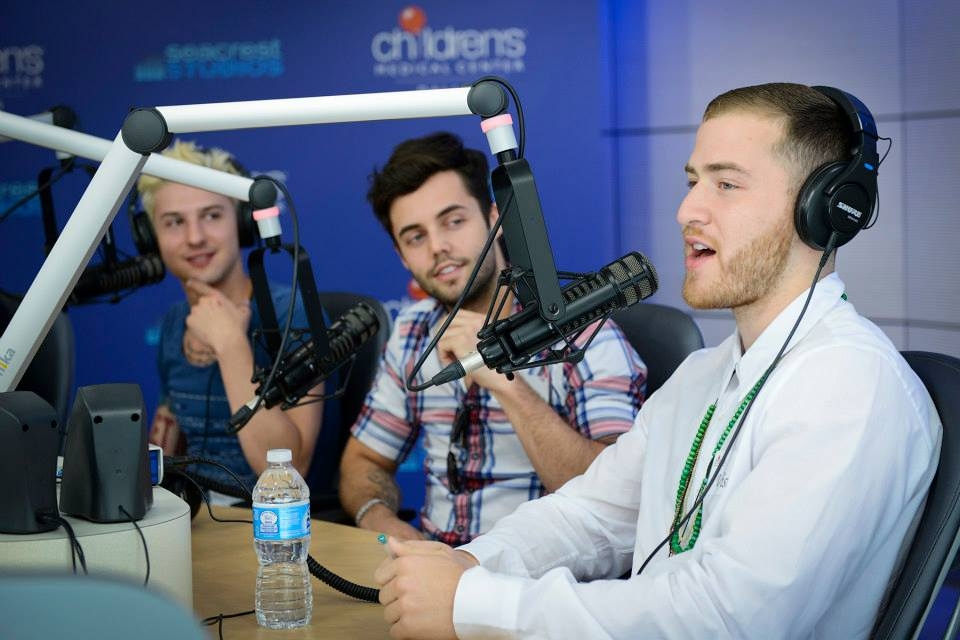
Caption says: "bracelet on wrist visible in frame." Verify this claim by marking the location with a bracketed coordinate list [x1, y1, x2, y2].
[354, 498, 390, 527]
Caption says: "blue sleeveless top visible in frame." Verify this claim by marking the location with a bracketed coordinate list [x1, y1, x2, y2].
[157, 284, 340, 496]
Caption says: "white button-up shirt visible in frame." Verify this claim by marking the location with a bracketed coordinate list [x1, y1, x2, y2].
[455, 273, 942, 639]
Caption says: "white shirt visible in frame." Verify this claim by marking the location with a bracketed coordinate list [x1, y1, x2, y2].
[454, 274, 942, 639]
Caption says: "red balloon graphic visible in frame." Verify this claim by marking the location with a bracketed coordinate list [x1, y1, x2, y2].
[407, 277, 429, 301]
[399, 5, 427, 34]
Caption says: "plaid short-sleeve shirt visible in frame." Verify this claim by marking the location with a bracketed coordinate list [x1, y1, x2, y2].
[352, 298, 646, 545]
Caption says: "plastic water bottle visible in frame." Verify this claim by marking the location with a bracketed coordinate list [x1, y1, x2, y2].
[252, 448, 312, 629]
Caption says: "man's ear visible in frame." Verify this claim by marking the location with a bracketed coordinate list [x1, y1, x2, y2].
[489, 204, 503, 240]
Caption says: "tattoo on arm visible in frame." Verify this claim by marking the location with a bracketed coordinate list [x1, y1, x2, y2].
[367, 467, 400, 512]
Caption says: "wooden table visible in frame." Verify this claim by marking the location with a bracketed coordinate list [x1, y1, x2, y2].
[191, 506, 389, 639]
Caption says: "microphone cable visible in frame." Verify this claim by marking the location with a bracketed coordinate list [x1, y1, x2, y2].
[225, 175, 299, 434]
[0, 157, 95, 224]
[862, 135, 892, 232]
[165, 456, 381, 603]
[403, 76, 527, 393]
[118, 504, 150, 586]
[404, 188, 512, 392]
[635, 231, 840, 577]
[202, 608, 255, 640]
[35, 510, 87, 575]
[474, 75, 526, 159]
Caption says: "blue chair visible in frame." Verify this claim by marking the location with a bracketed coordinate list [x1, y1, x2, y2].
[0, 573, 207, 639]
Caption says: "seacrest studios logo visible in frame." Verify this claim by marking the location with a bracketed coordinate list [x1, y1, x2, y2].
[371, 5, 527, 82]
[0, 44, 44, 90]
[134, 38, 284, 82]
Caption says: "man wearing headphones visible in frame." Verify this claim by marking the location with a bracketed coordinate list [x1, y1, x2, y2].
[141, 140, 335, 497]
[372, 84, 942, 638]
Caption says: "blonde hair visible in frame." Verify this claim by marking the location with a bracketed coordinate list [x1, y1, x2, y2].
[136, 140, 244, 220]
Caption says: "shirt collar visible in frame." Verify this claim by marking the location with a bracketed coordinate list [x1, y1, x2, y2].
[727, 272, 847, 387]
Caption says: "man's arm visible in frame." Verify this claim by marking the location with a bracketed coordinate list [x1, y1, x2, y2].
[149, 403, 181, 455]
[379, 347, 941, 639]
[488, 379, 610, 491]
[339, 436, 424, 540]
[438, 310, 641, 491]
[374, 423, 645, 640]
[185, 280, 323, 477]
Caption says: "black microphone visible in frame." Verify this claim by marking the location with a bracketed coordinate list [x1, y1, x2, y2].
[427, 251, 658, 386]
[70, 254, 165, 304]
[229, 302, 381, 427]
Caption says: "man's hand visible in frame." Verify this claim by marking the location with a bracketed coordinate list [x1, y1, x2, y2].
[184, 279, 251, 356]
[437, 309, 509, 393]
[374, 537, 478, 640]
[149, 404, 181, 455]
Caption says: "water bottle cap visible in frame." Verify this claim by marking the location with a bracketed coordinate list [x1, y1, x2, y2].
[266, 448, 292, 464]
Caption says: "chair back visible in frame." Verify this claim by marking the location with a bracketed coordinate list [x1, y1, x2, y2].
[0, 291, 75, 429]
[0, 573, 207, 639]
[316, 291, 391, 439]
[611, 302, 703, 396]
[306, 291, 390, 516]
[871, 351, 960, 640]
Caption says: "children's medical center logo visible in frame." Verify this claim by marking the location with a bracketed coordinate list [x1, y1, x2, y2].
[134, 38, 284, 82]
[371, 6, 527, 82]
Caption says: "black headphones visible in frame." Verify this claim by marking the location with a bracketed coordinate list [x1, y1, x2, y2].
[127, 150, 259, 255]
[794, 86, 880, 251]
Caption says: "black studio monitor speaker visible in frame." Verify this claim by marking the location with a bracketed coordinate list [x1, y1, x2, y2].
[0, 391, 60, 534]
[60, 383, 153, 523]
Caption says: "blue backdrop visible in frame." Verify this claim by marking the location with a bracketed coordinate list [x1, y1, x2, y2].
[0, 1, 614, 425]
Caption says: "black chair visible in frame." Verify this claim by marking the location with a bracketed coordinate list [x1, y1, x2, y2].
[611, 302, 704, 397]
[306, 291, 390, 520]
[0, 291, 75, 429]
[871, 351, 960, 640]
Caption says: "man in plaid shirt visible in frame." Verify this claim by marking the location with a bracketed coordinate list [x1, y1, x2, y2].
[339, 132, 646, 545]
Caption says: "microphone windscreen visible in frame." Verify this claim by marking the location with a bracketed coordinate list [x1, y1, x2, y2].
[604, 252, 658, 305]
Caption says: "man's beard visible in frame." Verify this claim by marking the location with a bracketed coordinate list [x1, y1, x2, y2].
[418, 247, 500, 309]
[682, 216, 793, 310]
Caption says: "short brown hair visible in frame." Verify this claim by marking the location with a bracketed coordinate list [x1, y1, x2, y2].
[703, 83, 853, 192]
[367, 132, 493, 239]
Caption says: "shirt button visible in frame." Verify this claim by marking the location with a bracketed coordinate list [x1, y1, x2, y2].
[470, 453, 480, 460]
[456, 525, 465, 533]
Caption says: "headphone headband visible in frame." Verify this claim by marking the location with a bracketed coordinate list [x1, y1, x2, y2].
[127, 146, 259, 254]
[794, 86, 881, 250]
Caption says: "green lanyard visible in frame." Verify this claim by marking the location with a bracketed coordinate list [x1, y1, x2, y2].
[669, 291, 846, 555]
[669, 373, 768, 555]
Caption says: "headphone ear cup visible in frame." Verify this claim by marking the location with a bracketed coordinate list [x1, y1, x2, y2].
[795, 162, 852, 251]
[223, 155, 259, 249]
[130, 210, 159, 256]
[236, 201, 258, 248]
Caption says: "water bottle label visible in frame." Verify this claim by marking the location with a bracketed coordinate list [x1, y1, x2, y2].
[252, 500, 311, 541]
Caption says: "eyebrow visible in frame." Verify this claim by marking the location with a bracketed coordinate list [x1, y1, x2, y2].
[395, 203, 466, 238]
[157, 203, 225, 218]
[684, 162, 752, 177]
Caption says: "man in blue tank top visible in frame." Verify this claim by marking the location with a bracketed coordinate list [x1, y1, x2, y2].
[141, 140, 338, 498]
